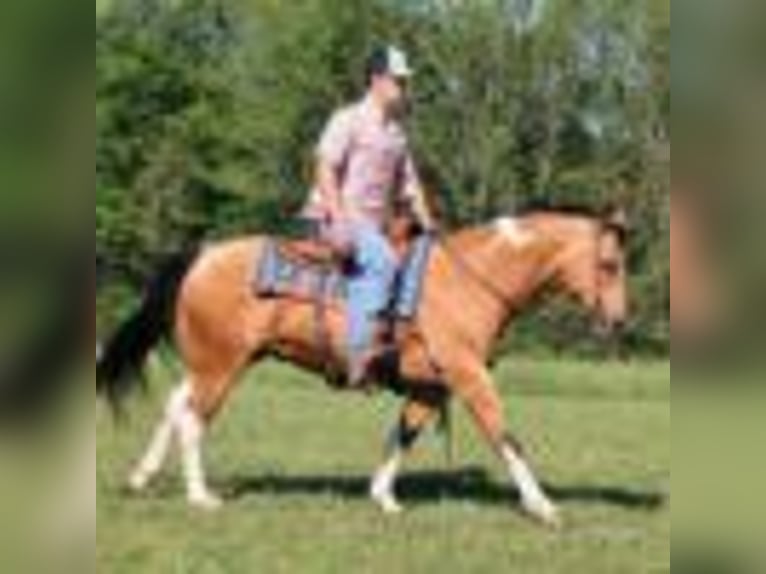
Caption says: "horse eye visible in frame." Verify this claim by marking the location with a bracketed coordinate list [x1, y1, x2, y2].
[599, 260, 620, 275]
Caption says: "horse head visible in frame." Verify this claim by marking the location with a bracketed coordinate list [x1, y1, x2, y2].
[525, 207, 630, 337]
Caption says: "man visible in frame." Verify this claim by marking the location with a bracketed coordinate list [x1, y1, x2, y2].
[303, 45, 434, 387]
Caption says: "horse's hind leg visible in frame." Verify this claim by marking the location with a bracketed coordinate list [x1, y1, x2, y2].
[175, 367, 245, 510]
[370, 390, 445, 514]
[129, 381, 191, 493]
[128, 363, 245, 508]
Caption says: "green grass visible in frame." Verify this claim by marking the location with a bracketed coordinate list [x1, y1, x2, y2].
[98, 359, 670, 573]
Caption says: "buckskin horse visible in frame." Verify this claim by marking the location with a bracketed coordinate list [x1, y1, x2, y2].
[97, 208, 628, 527]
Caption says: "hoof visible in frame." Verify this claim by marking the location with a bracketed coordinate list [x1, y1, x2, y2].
[374, 496, 404, 515]
[370, 488, 404, 515]
[188, 493, 224, 512]
[127, 470, 150, 494]
[370, 482, 404, 515]
[523, 499, 563, 530]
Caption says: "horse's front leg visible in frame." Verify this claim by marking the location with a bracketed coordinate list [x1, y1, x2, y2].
[370, 390, 444, 514]
[452, 363, 561, 528]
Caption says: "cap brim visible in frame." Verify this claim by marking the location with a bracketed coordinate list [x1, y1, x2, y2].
[391, 67, 413, 79]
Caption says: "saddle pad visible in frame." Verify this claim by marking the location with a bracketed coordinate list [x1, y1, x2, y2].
[253, 235, 434, 320]
[255, 242, 346, 301]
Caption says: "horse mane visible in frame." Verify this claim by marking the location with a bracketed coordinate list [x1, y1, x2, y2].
[521, 202, 628, 246]
[515, 198, 616, 220]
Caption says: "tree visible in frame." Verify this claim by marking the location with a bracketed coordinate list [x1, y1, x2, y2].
[97, 0, 670, 354]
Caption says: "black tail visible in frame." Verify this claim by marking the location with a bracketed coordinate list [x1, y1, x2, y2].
[97, 248, 199, 409]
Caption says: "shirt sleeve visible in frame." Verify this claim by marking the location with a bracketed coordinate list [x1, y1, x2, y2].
[315, 109, 354, 169]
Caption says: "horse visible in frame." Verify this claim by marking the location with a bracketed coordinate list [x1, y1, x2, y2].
[97, 209, 628, 527]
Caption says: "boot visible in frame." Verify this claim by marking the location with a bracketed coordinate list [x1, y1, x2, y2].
[347, 320, 395, 390]
[347, 351, 373, 389]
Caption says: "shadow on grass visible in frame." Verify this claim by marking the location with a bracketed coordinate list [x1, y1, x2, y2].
[222, 466, 666, 511]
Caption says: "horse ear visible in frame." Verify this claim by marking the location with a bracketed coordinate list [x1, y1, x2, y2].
[606, 207, 628, 229]
[604, 207, 629, 243]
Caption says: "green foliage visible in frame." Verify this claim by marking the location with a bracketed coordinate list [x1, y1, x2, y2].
[97, 0, 669, 354]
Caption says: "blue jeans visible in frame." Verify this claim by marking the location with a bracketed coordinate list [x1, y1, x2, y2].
[345, 223, 397, 365]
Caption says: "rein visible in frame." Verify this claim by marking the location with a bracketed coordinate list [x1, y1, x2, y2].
[435, 231, 521, 311]
[590, 222, 624, 322]
[437, 220, 622, 320]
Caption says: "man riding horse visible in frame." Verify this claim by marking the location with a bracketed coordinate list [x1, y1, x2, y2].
[302, 45, 435, 388]
[98, 45, 629, 524]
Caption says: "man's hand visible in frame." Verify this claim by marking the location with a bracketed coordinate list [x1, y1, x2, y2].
[320, 202, 344, 225]
[316, 161, 345, 224]
[409, 186, 437, 233]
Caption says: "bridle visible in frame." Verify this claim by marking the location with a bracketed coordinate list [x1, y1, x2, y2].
[438, 218, 626, 321]
[590, 221, 627, 326]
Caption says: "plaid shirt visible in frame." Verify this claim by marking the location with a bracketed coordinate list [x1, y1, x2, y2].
[303, 96, 420, 228]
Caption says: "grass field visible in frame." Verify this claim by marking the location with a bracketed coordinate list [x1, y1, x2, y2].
[97, 358, 670, 573]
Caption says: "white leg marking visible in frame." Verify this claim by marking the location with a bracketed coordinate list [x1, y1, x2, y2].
[177, 398, 221, 510]
[370, 427, 404, 514]
[129, 382, 189, 492]
[501, 445, 561, 527]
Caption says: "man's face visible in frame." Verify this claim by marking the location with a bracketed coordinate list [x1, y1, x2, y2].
[372, 74, 408, 114]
